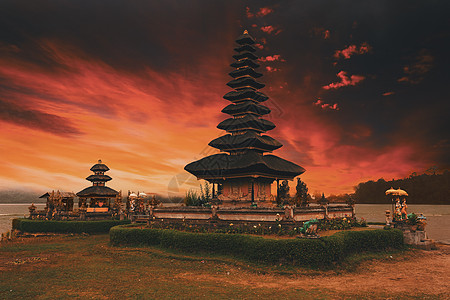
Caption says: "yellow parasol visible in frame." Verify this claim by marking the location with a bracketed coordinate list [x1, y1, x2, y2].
[385, 187, 397, 195]
[385, 187, 408, 196]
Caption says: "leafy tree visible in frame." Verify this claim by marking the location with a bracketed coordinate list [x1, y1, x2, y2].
[292, 178, 308, 207]
[320, 193, 328, 206]
[353, 170, 450, 204]
[200, 182, 211, 205]
[184, 190, 200, 206]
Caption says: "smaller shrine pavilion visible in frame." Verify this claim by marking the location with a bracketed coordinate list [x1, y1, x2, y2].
[76, 160, 119, 209]
[39, 190, 76, 211]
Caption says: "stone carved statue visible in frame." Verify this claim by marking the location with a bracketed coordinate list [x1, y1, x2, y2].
[300, 218, 319, 236]
[278, 180, 290, 204]
[295, 178, 308, 207]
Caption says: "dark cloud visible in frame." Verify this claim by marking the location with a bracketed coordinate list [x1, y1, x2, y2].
[0, 99, 81, 136]
[0, 0, 448, 174]
[398, 49, 434, 84]
[0, 0, 243, 74]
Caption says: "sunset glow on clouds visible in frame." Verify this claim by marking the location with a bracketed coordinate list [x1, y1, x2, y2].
[265, 66, 280, 72]
[311, 28, 331, 40]
[0, 38, 225, 194]
[314, 99, 339, 111]
[246, 7, 274, 18]
[259, 55, 285, 62]
[322, 71, 365, 90]
[334, 43, 371, 59]
[0, 1, 448, 197]
[260, 26, 282, 35]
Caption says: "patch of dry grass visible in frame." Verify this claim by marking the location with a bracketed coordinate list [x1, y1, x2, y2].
[0, 234, 448, 299]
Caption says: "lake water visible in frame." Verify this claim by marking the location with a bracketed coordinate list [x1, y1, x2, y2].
[355, 204, 450, 244]
[1, 203, 449, 243]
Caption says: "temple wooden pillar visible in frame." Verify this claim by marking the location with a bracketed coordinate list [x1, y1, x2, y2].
[212, 182, 216, 199]
[251, 180, 255, 203]
[276, 179, 280, 202]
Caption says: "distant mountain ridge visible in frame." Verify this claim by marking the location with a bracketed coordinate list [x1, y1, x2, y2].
[1, 171, 448, 205]
[354, 171, 450, 205]
[0, 190, 44, 204]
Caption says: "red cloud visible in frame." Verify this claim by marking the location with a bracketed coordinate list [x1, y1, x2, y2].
[246, 7, 274, 18]
[259, 55, 285, 62]
[260, 25, 282, 35]
[314, 99, 340, 110]
[260, 26, 275, 34]
[265, 66, 279, 72]
[257, 7, 274, 17]
[245, 7, 254, 18]
[323, 71, 365, 90]
[334, 43, 371, 59]
[0, 39, 227, 195]
[312, 28, 330, 40]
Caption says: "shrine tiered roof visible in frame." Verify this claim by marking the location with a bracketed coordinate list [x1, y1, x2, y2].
[185, 152, 304, 180]
[233, 44, 256, 53]
[209, 131, 282, 152]
[229, 67, 262, 79]
[185, 30, 304, 181]
[77, 160, 118, 198]
[223, 89, 268, 102]
[86, 174, 112, 182]
[90, 162, 110, 172]
[227, 76, 265, 90]
[77, 186, 119, 197]
[221, 101, 270, 116]
[217, 115, 275, 133]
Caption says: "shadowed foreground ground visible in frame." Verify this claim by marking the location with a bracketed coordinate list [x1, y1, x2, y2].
[0, 234, 449, 299]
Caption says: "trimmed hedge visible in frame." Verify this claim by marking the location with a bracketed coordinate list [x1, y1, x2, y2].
[12, 219, 131, 234]
[110, 226, 403, 267]
[337, 229, 404, 254]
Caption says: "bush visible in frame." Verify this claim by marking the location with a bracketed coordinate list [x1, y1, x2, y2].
[336, 229, 404, 254]
[12, 219, 131, 234]
[110, 226, 403, 267]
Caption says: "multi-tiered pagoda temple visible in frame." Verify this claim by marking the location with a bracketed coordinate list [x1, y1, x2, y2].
[185, 30, 305, 206]
[77, 159, 119, 208]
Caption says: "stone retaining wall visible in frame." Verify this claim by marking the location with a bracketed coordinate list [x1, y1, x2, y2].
[146, 205, 354, 223]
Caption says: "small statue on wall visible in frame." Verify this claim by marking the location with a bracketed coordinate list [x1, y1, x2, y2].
[394, 198, 402, 221]
[401, 199, 408, 220]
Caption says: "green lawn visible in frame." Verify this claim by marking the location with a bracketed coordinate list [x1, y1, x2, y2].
[0, 234, 443, 299]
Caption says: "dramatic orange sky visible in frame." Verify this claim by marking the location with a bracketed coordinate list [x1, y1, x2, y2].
[0, 1, 448, 197]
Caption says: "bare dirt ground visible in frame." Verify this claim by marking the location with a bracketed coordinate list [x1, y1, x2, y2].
[176, 242, 450, 296]
[1, 234, 449, 299]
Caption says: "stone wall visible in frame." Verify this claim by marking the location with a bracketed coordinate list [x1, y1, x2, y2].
[148, 205, 354, 223]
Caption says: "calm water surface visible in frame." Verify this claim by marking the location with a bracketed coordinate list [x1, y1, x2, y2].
[0, 204, 46, 236]
[1, 203, 449, 243]
[356, 204, 450, 244]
